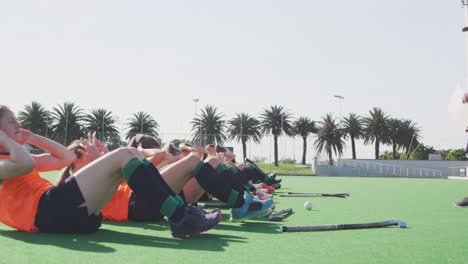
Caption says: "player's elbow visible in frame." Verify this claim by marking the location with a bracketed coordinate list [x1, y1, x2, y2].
[21, 156, 36, 175]
[12, 156, 36, 177]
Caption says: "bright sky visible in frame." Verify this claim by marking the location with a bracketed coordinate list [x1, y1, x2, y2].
[0, 0, 465, 160]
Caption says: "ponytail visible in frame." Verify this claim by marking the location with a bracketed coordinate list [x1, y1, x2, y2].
[56, 164, 74, 185]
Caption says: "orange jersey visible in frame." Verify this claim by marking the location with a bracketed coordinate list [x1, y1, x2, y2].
[0, 156, 54, 232]
[101, 182, 132, 221]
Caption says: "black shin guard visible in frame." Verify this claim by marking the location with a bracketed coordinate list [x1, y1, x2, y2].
[194, 162, 244, 208]
[244, 167, 271, 184]
[242, 168, 262, 183]
[123, 158, 184, 222]
[143, 159, 186, 205]
[225, 168, 251, 192]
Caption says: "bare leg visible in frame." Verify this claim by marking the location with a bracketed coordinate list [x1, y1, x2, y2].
[182, 178, 205, 204]
[73, 147, 143, 215]
[159, 153, 200, 193]
[180, 155, 225, 204]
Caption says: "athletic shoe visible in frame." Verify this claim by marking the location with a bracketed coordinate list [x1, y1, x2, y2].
[271, 183, 281, 189]
[254, 191, 272, 200]
[170, 205, 222, 238]
[262, 183, 276, 194]
[192, 205, 221, 215]
[252, 183, 263, 189]
[230, 192, 274, 222]
[453, 197, 468, 208]
[268, 173, 277, 181]
[271, 178, 282, 185]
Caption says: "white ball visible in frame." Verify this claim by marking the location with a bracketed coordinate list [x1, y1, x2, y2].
[304, 201, 313, 210]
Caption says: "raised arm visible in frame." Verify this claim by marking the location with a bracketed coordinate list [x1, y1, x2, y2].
[20, 129, 76, 172]
[0, 130, 36, 179]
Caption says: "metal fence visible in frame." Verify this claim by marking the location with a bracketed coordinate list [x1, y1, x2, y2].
[336, 159, 444, 178]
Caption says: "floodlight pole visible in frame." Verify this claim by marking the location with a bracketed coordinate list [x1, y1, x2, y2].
[102, 113, 105, 142]
[333, 95, 344, 125]
[64, 110, 68, 146]
[463, 0, 468, 90]
[193, 98, 199, 145]
[193, 98, 199, 116]
[333, 95, 344, 161]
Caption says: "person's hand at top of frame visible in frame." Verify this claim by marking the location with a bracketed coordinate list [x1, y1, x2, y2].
[16, 129, 34, 145]
[204, 151, 224, 167]
[180, 143, 203, 158]
[215, 145, 236, 162]
[79, 142, 101, 161]
[463, 93, 468, 104]
[90, 132, 109, 154]
[78, 135, 102, 161]
[225, 160, 234, 168]
[204, 144, 216, 156]
[223, 149, 236, 163]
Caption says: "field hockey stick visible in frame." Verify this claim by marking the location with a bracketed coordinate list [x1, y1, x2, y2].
[268, 208, 293, 221]
[280, 220, 407, 232]
[288, 192, 350, 197]
[279, 193, 349, 198]
[0, 152, 10, 155]
[196, 202, 230, 209]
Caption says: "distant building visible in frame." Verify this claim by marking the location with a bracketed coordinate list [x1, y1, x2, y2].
[428, 154, 442, 161]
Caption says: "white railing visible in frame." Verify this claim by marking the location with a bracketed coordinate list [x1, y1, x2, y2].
[336, 159, 444, 178]
[448, 167, 468, 177]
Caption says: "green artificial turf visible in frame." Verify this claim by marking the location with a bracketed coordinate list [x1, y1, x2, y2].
[1, 173, 468, 264]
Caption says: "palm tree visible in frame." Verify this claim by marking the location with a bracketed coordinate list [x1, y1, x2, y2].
[399, 119, 422, 159]
[363, 107, 390, 160]
[126, 111, 159, 140]
[83, 108, 120, 142]
[191, 105, 226, 146]
[293, 117, 317, 165]
[314, 113, 345, 165]
[387, 118, 405, 159]
[51, 102, 84, 145]
[260, 105, 293, 166]
[342, 113, 364, 160]
[227, 113, 262, 160]
[17, 101, 50, 136]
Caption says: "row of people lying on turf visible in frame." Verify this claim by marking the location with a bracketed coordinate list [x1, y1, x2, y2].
[57, 134, 279, 222]
[0, 105, 280, 237]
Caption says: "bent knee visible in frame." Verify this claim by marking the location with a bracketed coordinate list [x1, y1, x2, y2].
[111, 147, 144, 165]
[185, 153, 201, 164]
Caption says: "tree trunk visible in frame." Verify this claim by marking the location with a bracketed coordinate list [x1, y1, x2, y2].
[392, 142, 397, 159]
[375, 140, 380, 160]
[242, 138, 247, 161]
[274, 136, 279, 166]
[302, 136, 307, 165]
[351, 136, 356, 160]
[328, 146, 333, 165]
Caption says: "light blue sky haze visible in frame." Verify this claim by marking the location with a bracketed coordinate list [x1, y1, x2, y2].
[0, 0, 465, 159]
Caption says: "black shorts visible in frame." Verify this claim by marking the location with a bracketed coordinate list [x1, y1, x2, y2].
[35, 177, 102, 234]
[128, 192, 164, 222]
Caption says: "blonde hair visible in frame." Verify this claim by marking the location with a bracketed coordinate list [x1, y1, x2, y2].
[56, 140, 85, 185]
